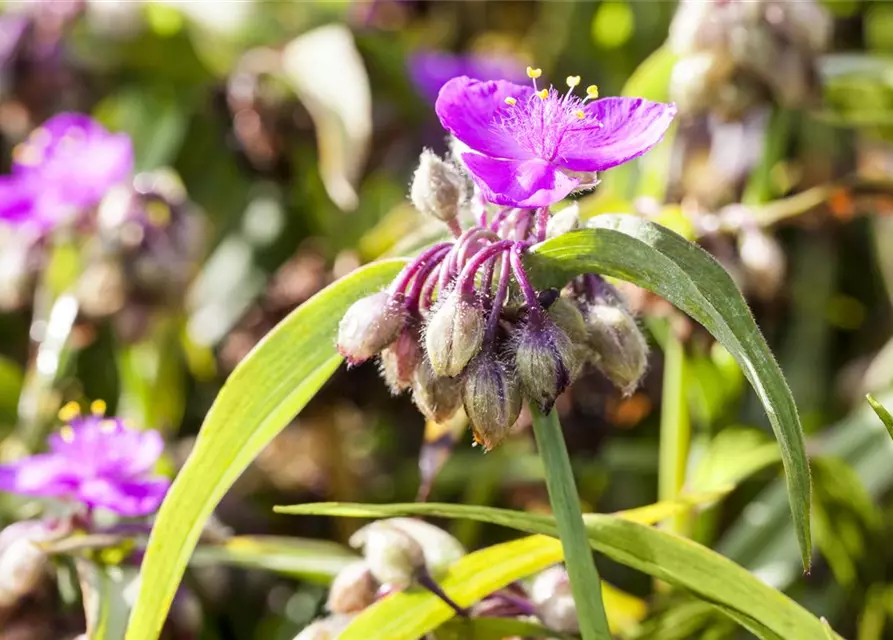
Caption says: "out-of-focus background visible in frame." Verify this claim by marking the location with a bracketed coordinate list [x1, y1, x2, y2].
[2, 1, 893, 638]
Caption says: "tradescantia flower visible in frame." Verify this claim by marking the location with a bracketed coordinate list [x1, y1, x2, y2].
[435, 68, 676, 207]
[0, 113, 133, 234]
[408, 50, 526, 103]
[0, 401, 169, 517]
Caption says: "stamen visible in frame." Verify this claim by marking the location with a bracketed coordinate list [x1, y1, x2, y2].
[90, 399, 107, 416]
[584, 84, 599, 102]
[504, 97, 517, 106]
[59, 426, 75, 443]
[526, 66, 542, 91]
[58, 401, 81, 422]
[566, 76, 581, 88]
[536, 89, 549, 100]
[574, 110, 586, 119]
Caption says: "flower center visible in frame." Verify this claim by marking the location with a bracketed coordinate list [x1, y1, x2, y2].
[494, 68, 603, 162]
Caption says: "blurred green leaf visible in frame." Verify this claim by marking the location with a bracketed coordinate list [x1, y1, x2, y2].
[0, 355, 23, 421]
[191, 535, 358, 585]
[866, 394, 893, 441]
[276, 502, 836, 640]
[76, 560, 139, 640]
[524, 216, 812, 568]
[437, 617, 576, 640]
[124, 258, 408, 640]
[621, 44, 677, 102]
[690, 428, 781, 494]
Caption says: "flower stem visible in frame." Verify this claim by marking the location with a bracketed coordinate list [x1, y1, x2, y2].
[529, 403, 611, 640]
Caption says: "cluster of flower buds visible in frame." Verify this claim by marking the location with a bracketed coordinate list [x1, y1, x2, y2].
[337, 150, 649, 449]
[668, 0, 832, 120]
[295, 518, 466, 639]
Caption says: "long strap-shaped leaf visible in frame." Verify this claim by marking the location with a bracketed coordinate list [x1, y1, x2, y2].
[276, 502, 833, 640]
[525, 215, 811, 567]
[124, 259, 407, 640]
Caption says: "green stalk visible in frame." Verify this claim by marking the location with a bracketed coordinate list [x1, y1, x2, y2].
[529, 403, 611, 640]
[658, 331, 692, 535]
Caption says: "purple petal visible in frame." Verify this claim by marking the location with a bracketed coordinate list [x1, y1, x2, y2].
[77, 476, 170, 517]
[0, 454, 79, 499]
[0, 175, 36, 226]
[557, 98, 677, 172]
[436, 77, 534, 160]
[461, 154, 579, 208]
[409, 51, 467, 103]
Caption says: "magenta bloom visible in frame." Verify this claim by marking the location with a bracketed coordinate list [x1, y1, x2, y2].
[0, 113, 133, 234]
[435, 75, 676, 207]
[409, 50, 527, 103]
[0, 405, 169, 517]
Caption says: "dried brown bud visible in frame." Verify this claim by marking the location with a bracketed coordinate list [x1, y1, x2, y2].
[327, 561, 379, 614]
[380, 325, 423, 393]
[384, 518, 465, 579]
[462, 352, 522, 451]
[337, 291, 406, 366]
[0, 521, 52, 609]
[424, 290, 485, 377]
[738, 227, 785, 300]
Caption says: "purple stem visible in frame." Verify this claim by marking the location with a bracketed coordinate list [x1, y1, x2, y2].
[421, 270, 441, 311]
[405, 246, 451, 313]
[439, 227, 480, 292]
[390, 242, 453, 295]
[509, 243, 544, 323]
[489, 207, 516, 233]
[491, 592, 538, 617]
[416, 571, 469, 617]
[457, 229, 500, 268]
[535, 207, 550, 242]
[485, 248, 513, 342]
[456, 240, 515, 295]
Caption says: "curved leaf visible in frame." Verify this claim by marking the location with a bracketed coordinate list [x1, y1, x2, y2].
[124, 259, 408, 640]
[277, 502, 833, 640]
[523, 216, 811, 567]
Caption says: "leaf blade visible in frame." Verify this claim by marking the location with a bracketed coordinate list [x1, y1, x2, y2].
[524, 216, 811, 567]
[124, 259, 407, 640]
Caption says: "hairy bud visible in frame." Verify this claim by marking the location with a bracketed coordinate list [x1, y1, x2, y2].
[424, 290, 485, 377]
[514, 318, 579, 412]
[410, 150, 467, 223]
[530, 566, 579, 634]
[337, 291, 406, 366]
[0, 521, 52, 609]
[380, 325, 423, 393]
[349, 522, 426, 589]
[548, 296, 588, 344]
[327, 561, 379, 614]
[411, 356, 463, 423]
[462, 352, 522, 451]
[584, 300, 649, 396]
[384, 518, 465, 579]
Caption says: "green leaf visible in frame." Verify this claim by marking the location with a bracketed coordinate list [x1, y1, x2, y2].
[524, 215, 811, 568]
[277, 502, 833, 640]
[621, 44, 678, 102]
[342, 534, 564, 640]
[124, 259, 408, 640]
[76, 560, 139, 640]
[866, 393, 893, 441]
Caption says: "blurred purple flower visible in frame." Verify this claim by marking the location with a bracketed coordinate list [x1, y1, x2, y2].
[0, 403, 169, 517]
[435, 75, 676, 207]
[408, 50, 526, 103]
[0, 113, 133, 234]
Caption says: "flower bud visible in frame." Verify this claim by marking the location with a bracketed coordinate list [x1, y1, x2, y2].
[424, 290, 485, 377]
[380, 325, 422, 393]
[462, 352, 522, 451]
[0, 521, 52, 609]
[349, 522, 426, 589]
[530, 565, 579, 634]
[410, 149, 468, 223]
[737, 227, 785, 300]
[337, 291, 406, 366]
[384, 518, 465, 580]
[293, 614, 356, 640]
[548, 296, 588, 345]
[411, 356, 463, 423]
[546, 204, 580, 239]
[514, 318, 579, 413]
[327, 561, 379, 614]
[584, 300, 649, 396]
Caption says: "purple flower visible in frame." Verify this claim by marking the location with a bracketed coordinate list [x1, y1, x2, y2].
[435, 72, 677, 207]
[0, 113, 133, 234]
[408, 50, 527, 103]
[0, 402, 169, 517]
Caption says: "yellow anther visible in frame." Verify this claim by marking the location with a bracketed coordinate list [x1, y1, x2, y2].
[59, 426, 75, 443]
[504, 97, 517, 106]
[536, 89, 549, 99]
[586, 84, 600, 99]
[100, 419, 118, 433]
[145, 201, 171, 227]
[575, 110, 586, 119]
[566, 76, 581, 88]
[58, 401, 81, 422]
[90, 399, 107, 416]
[526, 66, 542, 79]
